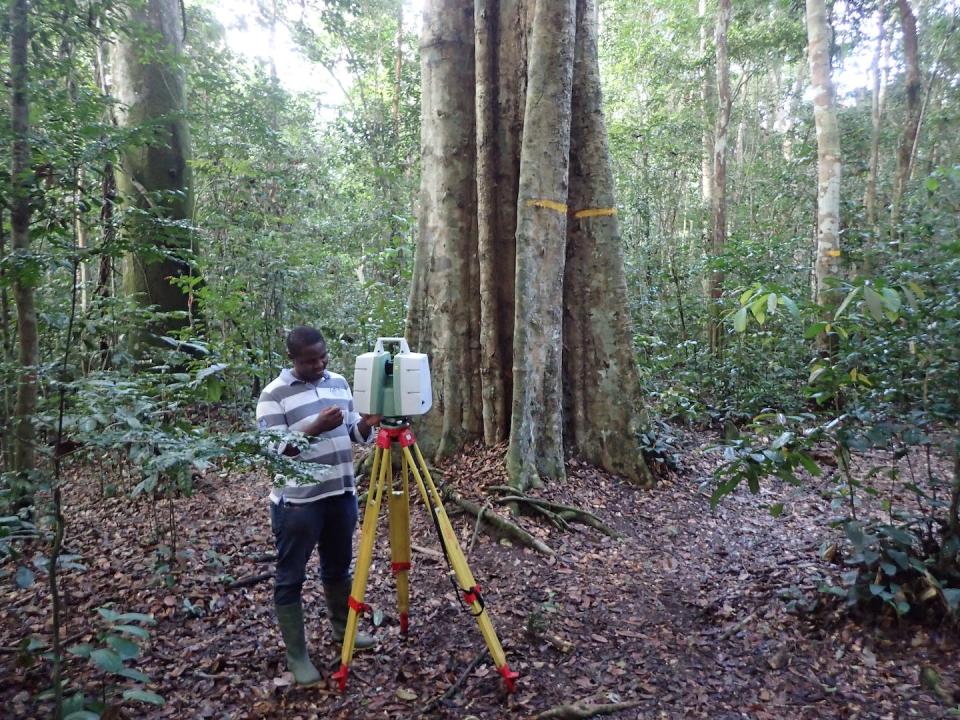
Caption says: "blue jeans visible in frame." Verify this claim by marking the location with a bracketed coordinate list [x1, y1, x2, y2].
[271, 492, 359, 606]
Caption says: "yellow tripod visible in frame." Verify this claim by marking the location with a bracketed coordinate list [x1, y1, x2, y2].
[332, 419, 519, 693]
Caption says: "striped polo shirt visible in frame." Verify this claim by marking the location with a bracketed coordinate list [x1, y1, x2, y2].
[256, 368, 372, 505]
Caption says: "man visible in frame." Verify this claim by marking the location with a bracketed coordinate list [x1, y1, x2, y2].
[256, 326, 380, 686]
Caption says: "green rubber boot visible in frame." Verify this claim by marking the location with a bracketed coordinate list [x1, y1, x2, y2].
[324, 579, 377, 651]
[275, 602, 322, 685]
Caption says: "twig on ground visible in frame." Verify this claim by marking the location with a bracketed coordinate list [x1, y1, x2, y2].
[533, 699, 642, 719]
[228, 572, 273, 589]
[412, 543, 443, 560]
[717, 610, 759, 641]
[419, 648, 486, 716]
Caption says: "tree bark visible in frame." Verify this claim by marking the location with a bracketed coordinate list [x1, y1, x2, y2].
[891, 0, 920, 241]
[112, 0, 195, 344]
[474, 0, 529, 444]
[562, 0, 654, 487]
[806, 0, 842, 311]
[10, 0, 39, 482]
[408, 0, 482, 457]
[410, 0, 654, 490]
[707, 0, 731, 353]
[699, 0, 715, 212]
[505, 0, 576, 488]
[864, 8, 888, 228]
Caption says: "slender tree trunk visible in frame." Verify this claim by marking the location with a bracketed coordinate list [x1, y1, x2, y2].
[10, 0, 39, 483]
[562, 0, 654, 487]
[864, 8, 888, 228]
[806, 0, 842, 313]
[112, 0, 194, 345]
[891, 0, 920, 243]
[707, 0, 731, 353]
[699, 0, 715, 212]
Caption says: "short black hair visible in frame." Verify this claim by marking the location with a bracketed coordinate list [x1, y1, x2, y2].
[287, 326, 325, 357]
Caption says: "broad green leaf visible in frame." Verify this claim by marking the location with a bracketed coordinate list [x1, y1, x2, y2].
[112, 624, 150, 640]
[116, 612, 155, 625]
[733, 306, 748, 333]
[780, 294, 800, 318]
[117, 667, 151, 683]
[834, 286, 860, 319]
[804, 321, 827, 339]
[769, 503, 784, 518]
[90, 648, 123, 674]
[907, 280, 926, 300]
[122, 689, 165, 706]
[863, 286, 885, 321]
[750, 295, 767, 326]
[15, 565, 35, 588]
[942, 588, 960, 610]
[106, 635, 140, 660]
[881, 287, 901, 313]
[67, 643, 93, 658]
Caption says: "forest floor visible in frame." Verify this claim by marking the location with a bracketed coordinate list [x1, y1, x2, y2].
[2, 429, 959, 720]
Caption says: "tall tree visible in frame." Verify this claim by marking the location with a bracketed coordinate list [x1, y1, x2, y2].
[10, 0, 39, 481]
[112, 0, 195, 341]
[409, 0, 654, 489]
[891, 0, 920, 239]
[707, 0, 731, 352]
[864, 7, 889, 228]
[805, 0, 841, 310]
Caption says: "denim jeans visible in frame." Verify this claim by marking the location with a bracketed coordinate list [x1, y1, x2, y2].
[270, 491, 359, 606]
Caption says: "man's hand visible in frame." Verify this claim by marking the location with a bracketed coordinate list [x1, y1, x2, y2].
[358, 414, 382, 439]
[307, 406, 344, 435]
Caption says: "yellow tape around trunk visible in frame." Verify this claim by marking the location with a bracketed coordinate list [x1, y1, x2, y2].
[573, 207, 617, 219]
[526, 198, 568, 213]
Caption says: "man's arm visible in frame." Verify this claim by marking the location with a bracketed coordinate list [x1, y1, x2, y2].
[256, 390, 299, 456]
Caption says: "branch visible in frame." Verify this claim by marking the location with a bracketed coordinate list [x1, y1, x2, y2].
[534, 699, 642, 720]
[442, 488, 554, 555]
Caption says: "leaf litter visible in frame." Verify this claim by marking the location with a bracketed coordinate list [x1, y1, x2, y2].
[1, 431, 958, 719]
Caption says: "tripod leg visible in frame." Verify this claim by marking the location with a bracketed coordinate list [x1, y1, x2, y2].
[402, 443, 519, 692]
[387, 451, 411, 633]
[333, 444, 388, 692]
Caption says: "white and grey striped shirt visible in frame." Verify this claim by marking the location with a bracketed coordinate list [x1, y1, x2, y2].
[256, 368, 372, 505]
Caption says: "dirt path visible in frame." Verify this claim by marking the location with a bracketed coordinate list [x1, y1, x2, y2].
[2, 435, 958, 719]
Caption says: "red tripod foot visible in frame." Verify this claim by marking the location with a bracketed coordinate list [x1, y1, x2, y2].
[498, 664, 519, 693]
[399, 612, 409, 634]
[332, 664, 349, 693]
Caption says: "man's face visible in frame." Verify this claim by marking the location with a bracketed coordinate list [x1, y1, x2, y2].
[290, 341, 328, 383]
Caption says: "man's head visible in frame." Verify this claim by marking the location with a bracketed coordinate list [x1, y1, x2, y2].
[287, 326, 328, 383]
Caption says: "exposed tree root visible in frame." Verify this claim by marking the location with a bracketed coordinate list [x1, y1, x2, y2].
[442, 488, 555, 555]
[487, 486, 621, 538]
[533, 699, 642, 719]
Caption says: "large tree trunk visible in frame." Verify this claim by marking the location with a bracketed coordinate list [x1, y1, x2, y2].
[409, 0, 653, 490]
[806, 0, 842, 311]
[408, 0, 482, 457]
[562, 0, 654, 487]
[10, 0, 38, 484]
[707, 0, 731, 354]
[112, 0, 194, 343]
[891, 0, 920, 240]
